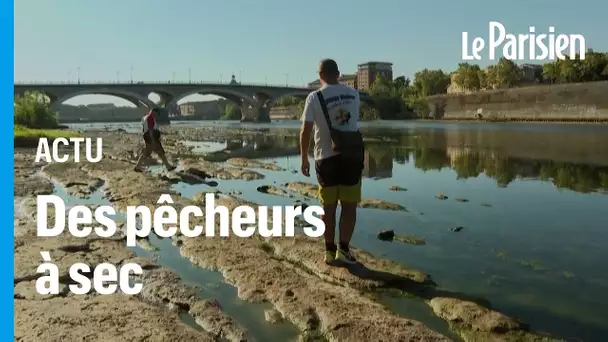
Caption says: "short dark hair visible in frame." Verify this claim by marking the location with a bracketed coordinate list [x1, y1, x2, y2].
[318, 59, 339, 76]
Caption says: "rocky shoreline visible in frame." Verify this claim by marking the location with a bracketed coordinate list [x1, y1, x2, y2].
[14, 128, 561, 341]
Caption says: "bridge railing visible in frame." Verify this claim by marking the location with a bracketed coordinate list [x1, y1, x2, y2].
[14, 80, 315, 89]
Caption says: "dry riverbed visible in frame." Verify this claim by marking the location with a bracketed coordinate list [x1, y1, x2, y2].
[14, 129, 560, 341]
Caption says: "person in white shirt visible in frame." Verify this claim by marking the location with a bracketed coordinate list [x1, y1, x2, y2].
[134, 108, 176, 172]
[300, 59, 364, 265]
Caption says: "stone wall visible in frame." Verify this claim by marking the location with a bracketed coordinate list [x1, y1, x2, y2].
[427, 81, 608, 122]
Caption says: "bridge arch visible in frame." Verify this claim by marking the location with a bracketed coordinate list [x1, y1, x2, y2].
[53, 89, 156, 108]
[169, 88, 257, 108]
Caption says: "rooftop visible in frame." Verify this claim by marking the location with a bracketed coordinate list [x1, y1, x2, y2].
[357, 61, 393, 67]
[339, 74, 356, 80]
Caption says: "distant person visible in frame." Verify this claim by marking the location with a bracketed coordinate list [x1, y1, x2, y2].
[299, 59, 365, 265]
[134, 108, 176, 172]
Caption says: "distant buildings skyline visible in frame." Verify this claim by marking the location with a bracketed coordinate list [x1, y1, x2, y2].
[307, 61, 394, 91]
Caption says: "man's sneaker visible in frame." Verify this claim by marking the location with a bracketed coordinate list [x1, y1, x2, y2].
[336, 249, 357, 265]
[323, 251, 335, 264]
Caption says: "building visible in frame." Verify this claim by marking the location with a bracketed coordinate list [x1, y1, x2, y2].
[339, 74, 357, 88]
[307, 79, 321, 89]
[520, 64, 543, 84]
[356, 61, 393, 91]
[228, 74, 240, 85]
[307, 74, 357, 89]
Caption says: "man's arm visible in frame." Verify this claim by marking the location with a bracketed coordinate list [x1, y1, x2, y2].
[299, 93, 315, 159]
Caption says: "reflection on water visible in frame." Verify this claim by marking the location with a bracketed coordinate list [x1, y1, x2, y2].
[68, 120, 608, 341]
[188, 127, 608, 194]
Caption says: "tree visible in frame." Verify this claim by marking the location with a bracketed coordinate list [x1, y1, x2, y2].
[539, 50, 608, 84]
[369, 74, 394, 97]
[542, 63, 559, 83]
[393, 76, 410, 90]
[453, 63, 483, 91]
[220, 102, 241, 120]
[411, 69, 451, 97]
[14, 91, 60, 128]
[494, 58, 521, 88]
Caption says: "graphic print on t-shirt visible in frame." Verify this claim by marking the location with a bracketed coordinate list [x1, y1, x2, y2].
[336, 108, 351, 125]
[324, 93, 357, 126]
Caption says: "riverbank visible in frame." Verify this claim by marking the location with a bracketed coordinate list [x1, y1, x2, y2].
[427, 81, 608, 122]
[14, 127, 567, 341]
[14, 125, 80, 148]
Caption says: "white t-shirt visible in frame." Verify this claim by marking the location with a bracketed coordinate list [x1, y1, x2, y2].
[301, 84, 361, 161]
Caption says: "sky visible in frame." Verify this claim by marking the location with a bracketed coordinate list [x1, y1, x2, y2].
[14, 0, 608, 107]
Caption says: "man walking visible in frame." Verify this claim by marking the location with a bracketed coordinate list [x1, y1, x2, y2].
[299, 59, 364, 265]
[134, 107, 176, 172]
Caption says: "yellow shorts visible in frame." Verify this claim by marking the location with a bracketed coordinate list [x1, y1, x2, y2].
[318, 181, 362, 205]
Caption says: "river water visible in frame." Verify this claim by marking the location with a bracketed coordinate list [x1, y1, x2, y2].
[67, 119, 608, 341]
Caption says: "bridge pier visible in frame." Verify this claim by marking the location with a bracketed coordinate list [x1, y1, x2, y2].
[240, 105, 271, 123]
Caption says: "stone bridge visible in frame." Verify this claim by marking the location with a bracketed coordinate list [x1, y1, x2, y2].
[14, 81, 371, 123]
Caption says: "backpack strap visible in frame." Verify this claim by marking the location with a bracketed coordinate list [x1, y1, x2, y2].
[316, 90, 332, 129]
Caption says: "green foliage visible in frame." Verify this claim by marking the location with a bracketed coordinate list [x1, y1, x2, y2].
[448, 51, 607, 91]
[360, 103, 381, 121]
[542, 50, 608, 84]
[14, 91, 60, 128]
[411, 69, 451, 97]
[220, 102, 242, 120]
[367, 70, 448, 119]
[14, 124, 80, 147]
[453, 63, 483, 91]
[274, 96, 304, 107]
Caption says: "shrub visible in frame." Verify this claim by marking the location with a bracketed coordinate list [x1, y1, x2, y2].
[14, 91, 59, 128]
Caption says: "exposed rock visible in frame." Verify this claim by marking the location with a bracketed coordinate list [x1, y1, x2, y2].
[377, 230, 425, 245]
[428, 297, 557, 341]
[360, 199, 407, 211]
[436, 193, 448, 200]
[264, 308, 284, 323]
[42, 162, 104, 197]
[227, 158, 284, 171]
[15, 295, 215, 342]
[257, 185, 291, 197]
[180, 158, 265, 181]
[394, 235, 426, 245]
[284, 182, 318, 199]
[377, 230, 395, 241]
[139, 267, 248, 341]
